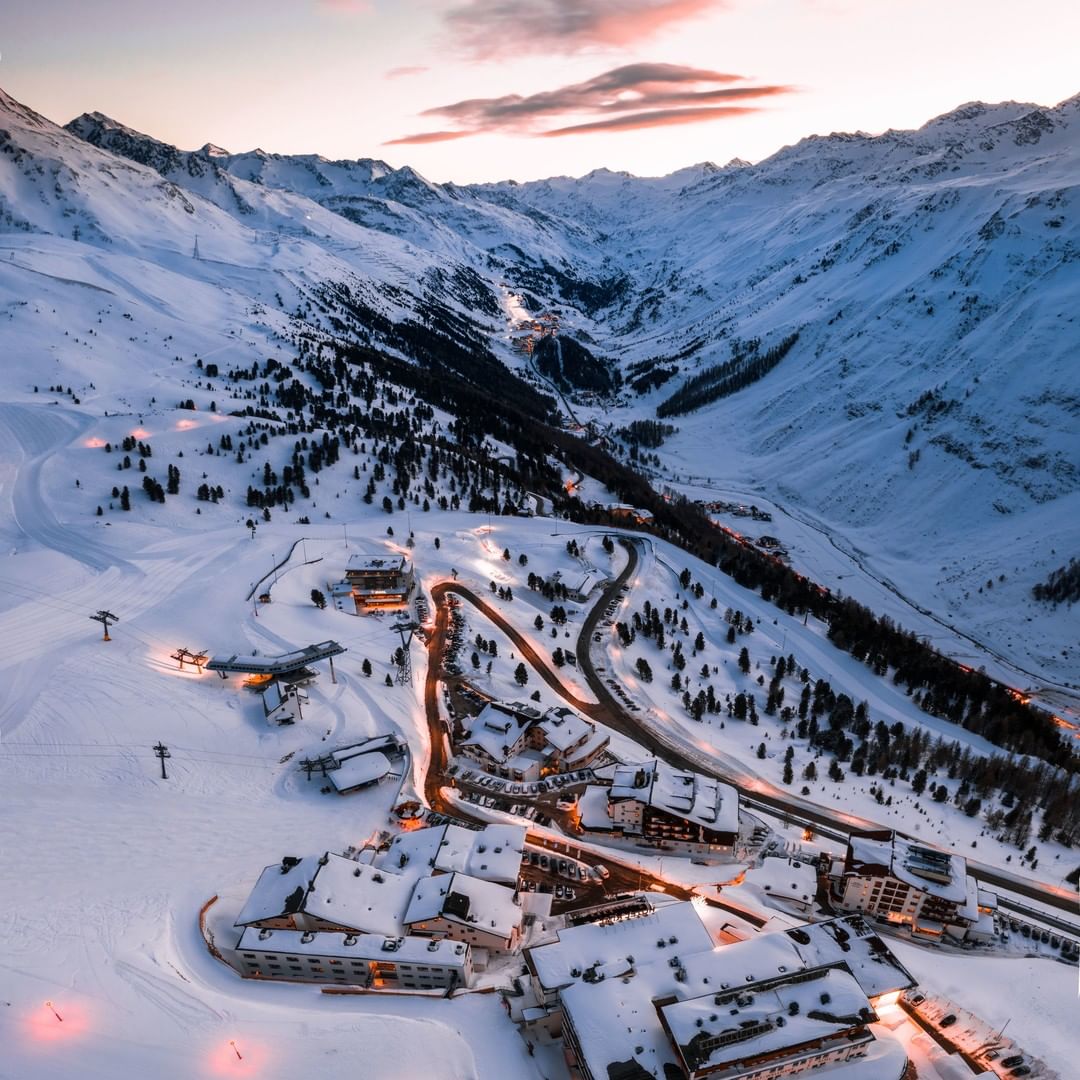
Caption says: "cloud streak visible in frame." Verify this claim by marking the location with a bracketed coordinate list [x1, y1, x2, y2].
[386, 63, 793, 144]
[541, 104, 759, 136]
[444, 0, 723, 59]
[383, 129, 476, 145]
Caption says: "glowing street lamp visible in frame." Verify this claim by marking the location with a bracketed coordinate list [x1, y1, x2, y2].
[44, 1000, 63, 1022]
[229, 1039, 243, 1060]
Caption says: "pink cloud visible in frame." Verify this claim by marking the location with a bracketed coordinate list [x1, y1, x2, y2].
[541, 104, 759, 135]
[385, 65, 429, 79]
[383, 129, 477, 146]
[444, 0, 724, 59]
[385, 63, 793, 142]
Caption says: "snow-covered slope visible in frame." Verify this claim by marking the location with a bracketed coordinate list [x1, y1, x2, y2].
[4, 85, 1079, 691]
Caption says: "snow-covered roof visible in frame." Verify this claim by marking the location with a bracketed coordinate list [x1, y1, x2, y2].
[609, 760, 739, 834]
[328, 750, 392, 792]
[235, 853, 416, 935]
[578, 784, 614, 829]
[555, 923, 879, 1080]
[345, 553, 408, 573]
[847, 831, 968, 905]
[236, 926, 471, 970]
[235, 855, 320, 926]
[379, 822, 526, 885]
[538, 706, 594, 752]
[747, 856, 817, 908]
[784, 915, 916, 998]
[303, 857, 415, 936]
[458, 701, 533, 763]
[206, 640, 345, 675]
[404, 872, 522, 939]
[527, 898, 714, 994]
[331, 734, 402, 763]
[660, 966, 874, 1077]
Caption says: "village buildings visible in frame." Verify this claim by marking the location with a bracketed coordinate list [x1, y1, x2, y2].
[579, 759, 740, 859]
[521, 899, 913, 1080]
[456, 700, 610, 782]
[230, 823, 530, 990]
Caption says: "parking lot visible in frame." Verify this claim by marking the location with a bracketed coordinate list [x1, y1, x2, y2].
[900, 989, 1049, 1078]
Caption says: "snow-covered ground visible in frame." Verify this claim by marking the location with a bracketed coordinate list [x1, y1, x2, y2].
[2, 82, 1077, 1079]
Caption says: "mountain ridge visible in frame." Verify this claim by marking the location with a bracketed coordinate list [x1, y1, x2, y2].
[1, 84, 1077, 689]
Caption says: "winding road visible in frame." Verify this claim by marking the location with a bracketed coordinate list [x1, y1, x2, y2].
[422, 539, 1080, 927]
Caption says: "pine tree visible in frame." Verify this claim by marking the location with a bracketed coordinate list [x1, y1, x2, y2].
[514, 662, 528, 686]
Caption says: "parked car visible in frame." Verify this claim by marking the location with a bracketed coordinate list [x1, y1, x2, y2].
[1001, 1056, 1025, 1069]
[593, 864, 610, 880]
[939, 1015, 957, 1028]
[1010, 1067, 1031, 1077]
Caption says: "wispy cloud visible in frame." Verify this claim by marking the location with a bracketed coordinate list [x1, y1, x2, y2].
[444, 0, 723, 59]
[384, 129, 476, 145]
[385, 65, 429, 79]
[386, 63, 792, 143]
[542, 104, 758, 136]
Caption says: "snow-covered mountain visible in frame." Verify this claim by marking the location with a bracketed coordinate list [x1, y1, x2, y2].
[2, 84, 1078, 688]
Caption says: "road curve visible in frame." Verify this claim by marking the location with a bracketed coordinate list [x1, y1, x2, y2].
[422, 550, 1079, 924]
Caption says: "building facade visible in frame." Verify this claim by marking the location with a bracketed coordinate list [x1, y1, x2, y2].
[341, 553, 414, 612]
[831, 830, 980, 940]
[232, 927, 472, 990]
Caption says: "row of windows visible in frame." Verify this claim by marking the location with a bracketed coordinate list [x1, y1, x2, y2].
[242, 953, 443, 973]
[242, 961, 454, 988]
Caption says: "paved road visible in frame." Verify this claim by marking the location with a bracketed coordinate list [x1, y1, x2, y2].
[420, 583, 747, 913]
[423, 543, 1080, 926]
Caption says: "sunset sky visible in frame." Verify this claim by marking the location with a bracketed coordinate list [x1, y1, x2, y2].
[4, 0, 1078, 183]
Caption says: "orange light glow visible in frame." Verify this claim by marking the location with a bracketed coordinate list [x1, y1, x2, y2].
[83, 437, 108, 449]
[130, 428, 151, 439]
[175, 419, 198, 431]
[23, 998, 91, 1045]
[207, 1037, 270, 1076]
